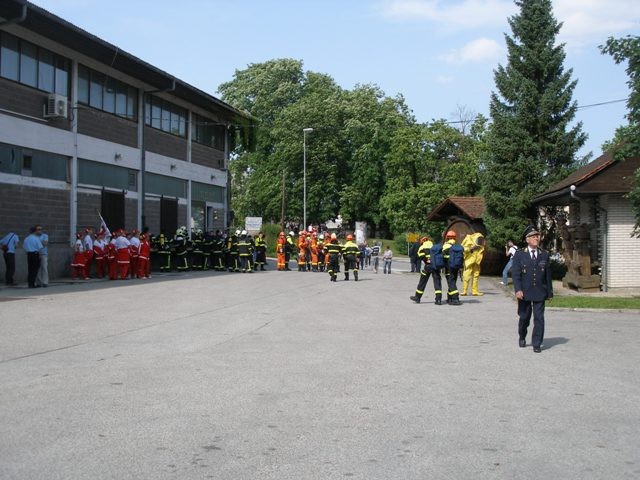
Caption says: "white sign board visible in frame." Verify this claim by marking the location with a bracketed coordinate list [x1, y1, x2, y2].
[245, 216, 263, 232]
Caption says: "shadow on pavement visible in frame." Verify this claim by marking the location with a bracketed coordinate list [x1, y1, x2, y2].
[543, 337, 569, 349]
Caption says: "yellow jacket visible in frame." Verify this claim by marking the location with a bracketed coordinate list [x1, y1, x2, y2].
[461, 232, 485, 266]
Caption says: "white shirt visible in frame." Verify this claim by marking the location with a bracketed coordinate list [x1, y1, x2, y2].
[83, 234, 94, 251]
[528, 248, 538, 259]
[114, 236, 131, 249]
[129, 237, 141, 248]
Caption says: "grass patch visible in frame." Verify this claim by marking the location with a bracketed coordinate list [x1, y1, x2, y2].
[551, 296, 640, 309]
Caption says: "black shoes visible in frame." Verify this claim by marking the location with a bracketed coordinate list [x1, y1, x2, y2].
[435, 299, 442, 305]
[533, 346, 542, 353]
[519, 339, 526, 348]
[409, 295, 420, 304]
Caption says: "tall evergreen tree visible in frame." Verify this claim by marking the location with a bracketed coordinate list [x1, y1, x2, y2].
[482, 0, 586, 247]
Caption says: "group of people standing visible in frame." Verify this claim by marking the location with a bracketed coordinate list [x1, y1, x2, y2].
[1, 226, 49, 288]
[71, 227, 152, 281]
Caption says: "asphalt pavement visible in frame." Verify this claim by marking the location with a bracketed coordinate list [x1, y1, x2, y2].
[1, 263, 639, 479]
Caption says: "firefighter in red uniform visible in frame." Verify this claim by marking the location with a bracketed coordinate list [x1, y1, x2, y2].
[129, 229, 141, 278]
[138, 232, 151, 279]
[71, 232, 86, 280]
[114, 229, 131, 280]
[93, 231, 107, 278]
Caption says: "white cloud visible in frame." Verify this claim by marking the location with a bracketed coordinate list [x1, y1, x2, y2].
[378, 0, 516, 29]
[378, 0, 640, 48]
[554, 0, 640, 48]
[439, 37, 502, 64]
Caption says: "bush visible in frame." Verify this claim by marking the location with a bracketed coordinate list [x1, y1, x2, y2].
[262, 222, 283, 257]
[394, 234, 408, 256]
[550, 257, 567, 280]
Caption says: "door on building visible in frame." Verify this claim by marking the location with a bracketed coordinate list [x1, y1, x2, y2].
[101, 190, 125, 230]
[160, 197, 178, 236]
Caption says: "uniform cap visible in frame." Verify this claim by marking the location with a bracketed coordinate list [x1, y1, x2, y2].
[523, 225, 540, 239]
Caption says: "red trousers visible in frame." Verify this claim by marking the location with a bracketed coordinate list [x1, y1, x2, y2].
[84, 251, 93, 278]
[95, 257, 105, 278]
[117, 248, 130, 280]
[137, 256, 150, 278]
[130, 256, 139, 278]
[108, 257, 117, 280]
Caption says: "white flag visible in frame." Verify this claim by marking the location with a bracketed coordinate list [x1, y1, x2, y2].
[98, 213, 111, 238]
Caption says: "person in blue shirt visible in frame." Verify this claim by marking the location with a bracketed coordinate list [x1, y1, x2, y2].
[36, 229, 49, 287]
[1, 231, 20, 285]
[23, 225, 44, 288]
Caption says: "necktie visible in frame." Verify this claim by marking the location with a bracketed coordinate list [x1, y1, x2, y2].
[532, 250, 537, 262]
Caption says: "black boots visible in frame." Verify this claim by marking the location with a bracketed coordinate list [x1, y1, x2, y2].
[410, 295, 421, 304]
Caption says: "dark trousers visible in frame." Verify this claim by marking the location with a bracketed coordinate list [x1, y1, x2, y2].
[518, 299, 546, 347]
[3, 252, 15, 284]
[445, 267, 460, 299]
[415, 268, 442, 300]
[328, 254, 340, 280]
[27, 252, 40, 287]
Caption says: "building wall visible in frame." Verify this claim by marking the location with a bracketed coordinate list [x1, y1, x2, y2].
[603, 194, 640, 289]
[192, 142, 224, 170]
[0, 78, 70, 131]
[145, 127, 187, 161]
[77, 108, 138, 148]
[0, 181, 71, 283]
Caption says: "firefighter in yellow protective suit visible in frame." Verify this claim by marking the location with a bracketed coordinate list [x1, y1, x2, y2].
[461, 232, 485, 296]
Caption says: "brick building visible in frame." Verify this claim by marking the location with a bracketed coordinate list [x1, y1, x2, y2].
[0, 1, 249, 281]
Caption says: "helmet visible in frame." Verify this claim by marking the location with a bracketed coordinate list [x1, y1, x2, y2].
[331, 233, 337, 240]
[288, 231, 294, 236]
[235, 229, 241, 236]
[346, 234, 353, 241]
[318, 234, 324, 240]
[420, 236, 429, 243]
[241, 230, 247, 236]
[445, 230, 456, 239]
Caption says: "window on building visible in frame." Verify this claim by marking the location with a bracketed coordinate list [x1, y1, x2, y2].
[78, 159, 137, 191]
[145, 95, 186, 137]
[145, 172, 186, 198]
[192, 113, 226, 150]
[192, 181, 225, 203]
[0, 31, 70, 94]
[77, 64, 138, 121]
[0, 142, 68, 181]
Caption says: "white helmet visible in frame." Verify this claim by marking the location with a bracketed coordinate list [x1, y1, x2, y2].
[235, 229, 241, 236]
[288, 231, 294, 236]
[318, 234, 324, 240]
[241, 230, 247, 235]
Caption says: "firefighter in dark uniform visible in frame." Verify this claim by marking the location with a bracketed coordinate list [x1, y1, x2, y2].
[325, 233, 342, 282]
[442, 230, 461, 305]
[191, 229, 204, 270]
[410, 236, 443, 305]
[212, 230, 224, 271]
[156, 233, 172, 272]
[254, 231, 267, 270]
[285, 231, 294, 271]
[172, 227, 189, 271]
[227, 230, 240, 272]
[238, 230, 253, 273]
[512, 225, 553, 353]
[202, 231, 213, 270]
[342, 234, 360, 281]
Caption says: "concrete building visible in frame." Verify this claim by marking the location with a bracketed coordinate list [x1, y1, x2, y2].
[0, 1, 249, 282]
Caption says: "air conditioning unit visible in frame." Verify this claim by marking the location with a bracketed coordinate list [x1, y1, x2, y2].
[44, 93, 68, 119]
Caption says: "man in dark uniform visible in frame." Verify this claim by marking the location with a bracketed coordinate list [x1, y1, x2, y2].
[325, 233, 342, 282]
[512, 225, 553, 353]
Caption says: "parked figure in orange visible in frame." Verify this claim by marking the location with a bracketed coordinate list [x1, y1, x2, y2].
[310, 233, 319, 271]
[276, 232, 286, 271]
[297, 232, 307, 272]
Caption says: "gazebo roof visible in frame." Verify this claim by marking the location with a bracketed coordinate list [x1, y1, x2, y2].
[426, 196, 485, 222]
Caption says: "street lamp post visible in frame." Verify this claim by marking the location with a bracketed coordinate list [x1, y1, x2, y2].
[303, 127, 313, 230]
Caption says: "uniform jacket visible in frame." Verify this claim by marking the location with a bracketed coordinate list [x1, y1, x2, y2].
[512, 248, 553, 302]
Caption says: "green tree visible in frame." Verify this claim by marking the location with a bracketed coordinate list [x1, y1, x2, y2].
[482, 0, 587, 247]
[381, 116, 486, 236]
[600, 35, 640, 235]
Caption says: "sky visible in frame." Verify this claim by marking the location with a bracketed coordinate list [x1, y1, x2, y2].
[30, 0, 640, 160]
